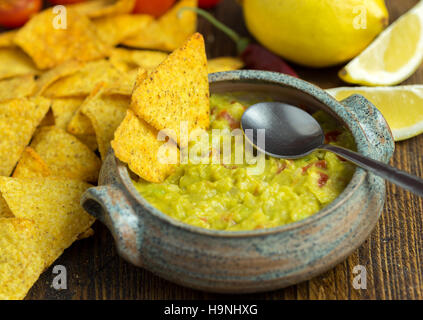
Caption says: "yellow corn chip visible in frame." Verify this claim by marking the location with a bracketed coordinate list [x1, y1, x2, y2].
[0, 194, 13, 218]
[14, 9, 109, 69]
[122, 0, 197, 51]
[43, 60, 122, 98]
[0, 75, 35, 102]
[0, 218, 45, 300]
[0, 48, 39, 80]
[207, 57, 244, 74]
[38, 109, 55, 127]
[131, 33, 209, 146]
[80, 86, 129, 159]
[109, 48, 168, 72]
[12, 147, 52, 179]
[50, 98, 84, 130]
[0, 97, 50, 176]
[104, 56, 233, 96]
[70, 0, 136, 18]
[106, 68, 139, 96]
[0, 30, 17, 48]
[67, 109, 96, 136]
[0, 177, 95, 267]
[30, 126, 101, 182]
[93, 14, 153, 46]
[34, 60, 82, 96]
[74, 134, 98, 151]
[112, 109, 179, 183]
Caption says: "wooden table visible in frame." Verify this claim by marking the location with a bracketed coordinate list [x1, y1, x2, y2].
[27, 0, 423, 300]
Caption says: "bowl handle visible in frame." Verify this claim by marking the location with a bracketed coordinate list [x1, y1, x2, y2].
[340, 94, 395, 163]
[81, 185, 144, 267]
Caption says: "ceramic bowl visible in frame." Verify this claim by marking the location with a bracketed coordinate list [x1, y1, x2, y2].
[81, 70, 394, 293]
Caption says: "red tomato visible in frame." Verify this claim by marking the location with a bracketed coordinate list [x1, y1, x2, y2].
[0, 0, 42, 28]
[133, 0, 176, 18]
[199, 0, 222, 9]
[49, 0, 87, 4]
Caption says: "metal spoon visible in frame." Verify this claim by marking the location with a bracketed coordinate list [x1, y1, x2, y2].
[241, 102, 423, 197]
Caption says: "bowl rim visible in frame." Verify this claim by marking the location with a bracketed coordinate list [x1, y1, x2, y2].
[112, 70, 377, 238]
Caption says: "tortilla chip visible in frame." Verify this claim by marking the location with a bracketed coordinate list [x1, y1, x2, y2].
[0, 177, 95, 267]
[12, 147, 52, 179]
[30, 126, 101, 182]
[0, 30, 17, 48]
[50, 98, 84, 130]
[34, 61, 82, 96]
[0, 218, 45, 300]
[74, 134, 98, 151]
[130, 33, 209, 146]
[0, 75, 35, 102]
[67, 108, 96, 135]
[109, 48, 168, 72]
[0, 194, 13, 218]
[80, 86, 129, 159]
[93, 14, 153, 46]
[14, 9, 109, 69]
[111, 109, 179, 183]
[0, 48, 39, 80]
[38, 109, 55, 127]
[0, 97, 50, 176]
[122, 0, 197, 51]
[208, 57, 244, 74]
[70, 0, 136, 18]
[43, 60, 122, 98]
[105, 68, 139, 96]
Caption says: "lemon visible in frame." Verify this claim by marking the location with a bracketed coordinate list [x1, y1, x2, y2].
[242, 0, 389, 68]
[339, 1, 423, 86]
[327, 85, 423, 141]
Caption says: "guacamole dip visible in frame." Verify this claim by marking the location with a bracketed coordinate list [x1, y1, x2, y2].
[133, 93, 356, 231]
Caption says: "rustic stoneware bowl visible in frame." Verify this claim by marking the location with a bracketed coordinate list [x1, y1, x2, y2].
[81, 70, 394, 293]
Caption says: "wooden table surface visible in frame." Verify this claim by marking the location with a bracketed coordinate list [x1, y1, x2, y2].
[27, 0, 423, 300]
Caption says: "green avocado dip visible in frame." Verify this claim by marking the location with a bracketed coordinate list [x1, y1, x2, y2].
[132, 93, 356, 231]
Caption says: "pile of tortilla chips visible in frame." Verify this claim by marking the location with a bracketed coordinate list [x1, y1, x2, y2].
[0, 0, 243, 300]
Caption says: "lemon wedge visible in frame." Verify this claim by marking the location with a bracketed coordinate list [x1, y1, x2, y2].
[327, 85, 423, 141]
[339, 1, 423, 86]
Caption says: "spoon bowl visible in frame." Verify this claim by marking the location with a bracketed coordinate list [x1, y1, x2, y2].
[241, 102, 324, 158]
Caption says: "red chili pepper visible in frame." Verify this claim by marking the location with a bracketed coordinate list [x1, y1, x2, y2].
[179, 7, 298, 77]
[241, 43, 298, 76]
[199, 0, 222, 9]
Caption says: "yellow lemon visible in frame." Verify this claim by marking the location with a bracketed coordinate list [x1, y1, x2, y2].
[327, 85, 423, 141]
[339, 1, 423, 86]
[242, 0, 389, 68]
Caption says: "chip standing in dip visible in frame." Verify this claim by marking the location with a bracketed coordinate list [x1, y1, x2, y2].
[132, 93, 356, 231]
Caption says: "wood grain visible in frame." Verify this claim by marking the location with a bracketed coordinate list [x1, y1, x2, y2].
[26, 0, 423, 300]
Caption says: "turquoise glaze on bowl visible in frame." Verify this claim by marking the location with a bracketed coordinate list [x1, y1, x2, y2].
[81, 71, 394, 293]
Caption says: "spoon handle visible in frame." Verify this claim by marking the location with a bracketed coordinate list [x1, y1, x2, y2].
[321, 144, 423, 197]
